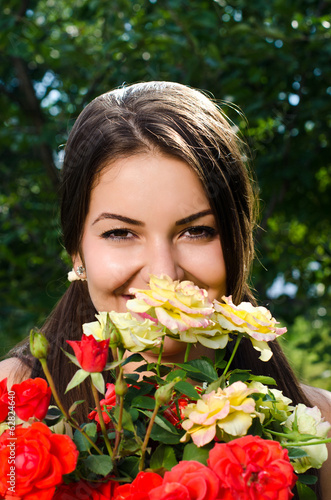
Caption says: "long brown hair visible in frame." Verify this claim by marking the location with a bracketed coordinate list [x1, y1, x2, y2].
[12, 81, 319, 495]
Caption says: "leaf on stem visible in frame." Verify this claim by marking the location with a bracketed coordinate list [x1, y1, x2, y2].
[65, 369, 90, 393]
[91, 372, 105, 394]
[150, 444, 178, 470]
[85, 454, 113, 476]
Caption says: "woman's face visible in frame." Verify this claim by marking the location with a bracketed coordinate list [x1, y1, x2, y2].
[74, 152, 226, 332]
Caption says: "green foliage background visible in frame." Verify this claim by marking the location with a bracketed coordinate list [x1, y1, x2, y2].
[1, 0, 330, 390]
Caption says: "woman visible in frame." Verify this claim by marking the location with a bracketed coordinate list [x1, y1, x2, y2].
[1, 81, 330, 497]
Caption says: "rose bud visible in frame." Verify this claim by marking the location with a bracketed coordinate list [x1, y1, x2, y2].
[67, 334, 109, 373]
[30, 329, 50, 360]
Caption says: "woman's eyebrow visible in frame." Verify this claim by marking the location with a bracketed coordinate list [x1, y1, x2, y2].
[92, 213, 145, 226]
[175, 209, 213, 226]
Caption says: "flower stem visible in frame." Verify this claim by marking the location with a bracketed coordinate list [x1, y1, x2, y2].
[284, 438, 331, 447]
[40, 358, 103, 455]
[112, 356, 125, 459]
[156, 336, 165, 377]
[91, 381, 113, 457]
[184, 343, 192, 363]
[139, 401, 161, 471]
[222, 333, 243, 378]
[112, 393, 124, 459]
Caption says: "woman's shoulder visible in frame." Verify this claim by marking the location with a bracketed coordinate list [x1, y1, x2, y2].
[0, 357, 31, 388]
[301, 383, 331, 416]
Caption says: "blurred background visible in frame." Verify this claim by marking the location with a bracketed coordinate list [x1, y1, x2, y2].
[1, 0, 330, 390]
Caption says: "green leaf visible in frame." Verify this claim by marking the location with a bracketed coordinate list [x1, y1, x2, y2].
[65, 369, 90, 393]
[247, 417, 263, 436]
[249, 375, 277, 386]
[62, 349, 81, 367]
[104, 359, 124, 370]
[131, 395, 156, 410]
[150, 424, 182, 444]
[73, 423, 97, 452]
[150, 444, 178, 470]
[122, 353, 145, 365]
[229, 371, 251, 384]
[85, 454, 113, 476]
[114, 406, 135, 433]
[214, 348, 227, 369]
[91, 372, 105, 394]
[142, 411, 179, 435]
[174, 381, 200, 400]
[297, 475, 318, 485]
[296, 481, 317, 500]
[118, 456, 140, 478]
[287, 447, 308, 459]
[166, 369, 186, 381]
[180, 360, 218, 382]
[175, 363, 201, 373]
[182, 443, 210, 465]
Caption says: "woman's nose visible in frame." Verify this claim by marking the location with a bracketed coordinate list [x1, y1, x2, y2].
[140, 240, 184, 283]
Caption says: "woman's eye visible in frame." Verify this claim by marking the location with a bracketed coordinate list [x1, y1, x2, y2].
[101, 229, 135, 241]
[182, 226, 217, 240]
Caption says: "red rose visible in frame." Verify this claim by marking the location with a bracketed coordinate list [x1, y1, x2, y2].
[89, 383, 117, 426]
[10, 377, 51, 421]
[54, 479, 118, 499]
[0, 422, 78, 499]
[208, 435, 297, 500]
[0, 378, 8, 422]
[113, 471, 163, 500]
[67, 334, 110, 372]
[149, 461, 219, 500]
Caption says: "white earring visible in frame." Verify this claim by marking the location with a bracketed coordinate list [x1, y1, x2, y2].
[68, 266, 87, 282]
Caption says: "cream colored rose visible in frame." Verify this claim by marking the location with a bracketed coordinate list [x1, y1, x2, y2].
[214, 296, 287, 361]
[83, 312, 110, 340]
[108, 311, 163, 353]
[83, 311, 163, 352]
[127, 274, 214, 334]
[284, 404, 331, 473]
[180, 381, 263, 447]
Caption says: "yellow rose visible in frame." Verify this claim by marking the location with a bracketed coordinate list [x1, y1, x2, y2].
[178, 313, 229, 349]
[214, 296, 287, 361]
[127, 274, 214, 334]
[180, 381, 262, 447]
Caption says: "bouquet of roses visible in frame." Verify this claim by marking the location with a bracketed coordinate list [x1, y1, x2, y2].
[0, 275, 330, 500]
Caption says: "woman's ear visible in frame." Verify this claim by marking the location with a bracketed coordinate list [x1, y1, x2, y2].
[70, 255, 87, 281]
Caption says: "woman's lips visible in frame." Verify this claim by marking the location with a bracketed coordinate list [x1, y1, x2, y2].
[122, 294, 135, 301]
